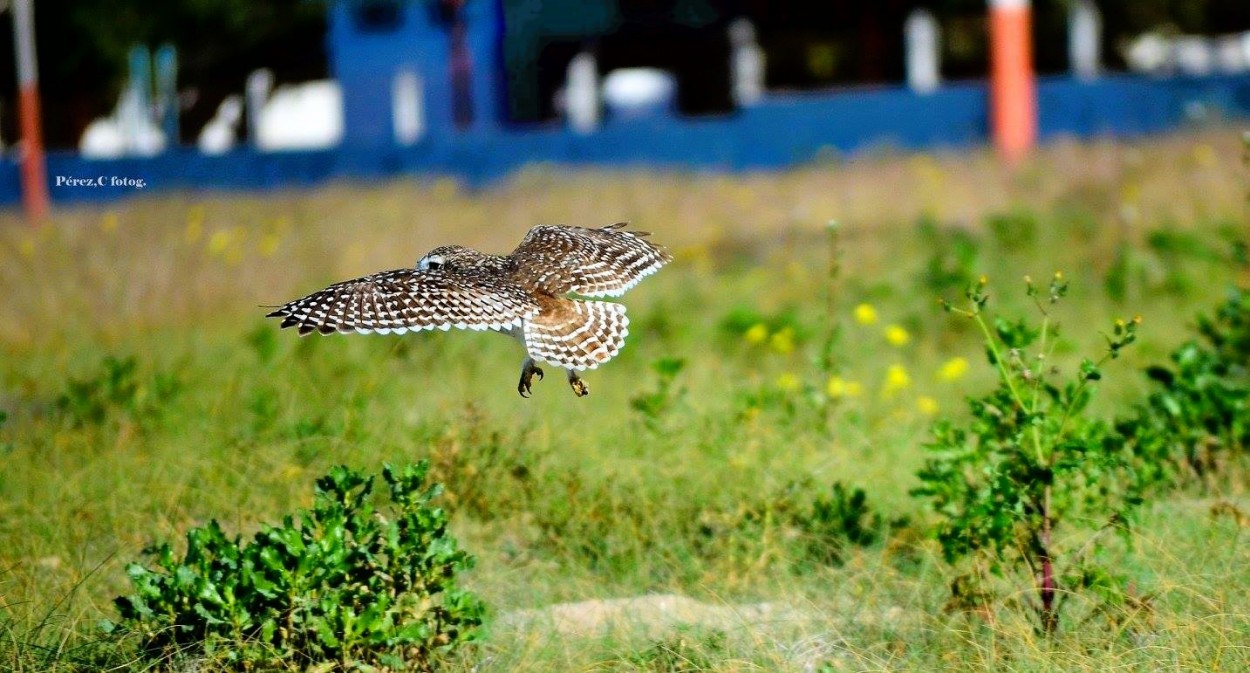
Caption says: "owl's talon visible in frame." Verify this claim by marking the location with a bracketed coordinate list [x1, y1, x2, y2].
[567, 372, 590, 397]
[518, 360, 544, 398]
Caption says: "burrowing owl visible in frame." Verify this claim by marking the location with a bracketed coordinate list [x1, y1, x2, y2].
[266, 222, 671, 397]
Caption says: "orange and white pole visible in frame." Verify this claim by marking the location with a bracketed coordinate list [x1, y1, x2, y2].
[12, 0, 48, 223]
[988, 0, 1036, 164]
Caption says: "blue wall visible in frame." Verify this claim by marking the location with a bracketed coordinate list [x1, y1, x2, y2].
[12, 72, 1250, 207]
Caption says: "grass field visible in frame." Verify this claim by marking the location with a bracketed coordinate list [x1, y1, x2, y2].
[2, 130, 1249, 671]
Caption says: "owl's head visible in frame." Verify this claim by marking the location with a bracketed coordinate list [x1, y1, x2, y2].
[416, 245, 486, 271]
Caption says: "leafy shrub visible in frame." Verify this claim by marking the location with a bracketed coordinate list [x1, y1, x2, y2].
[913, 275, 1149, 635]
[56, 355, 181, 428]
[631, 357, 688, 430]
[623, 625, 727, 671]
[985, 207, 1038, 252]
[916, 215, 980, 300]
[799, 482, 888, 566]
[0, 409, 10, 455]
[697, 480, 889, 570]
[107, 462, 485, 671]
[1118, 288, 1250, 485]
[424, 404, 540, 521]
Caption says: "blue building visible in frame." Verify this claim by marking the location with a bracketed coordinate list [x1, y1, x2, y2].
[8, 0, 1250, 205]
[329, 0, 509, 146]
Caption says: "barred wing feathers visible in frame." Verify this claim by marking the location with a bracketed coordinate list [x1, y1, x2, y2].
[266, 268, 540, 336]
[510, 222, 673, 298]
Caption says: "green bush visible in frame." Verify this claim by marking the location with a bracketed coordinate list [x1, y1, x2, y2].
[630, 357, 688, 430]
[913, 275, 1150, 635]
[1118, 288, 1250, 485]
[800, 482, 886, 566]
[55, 355, 181, 429]
[0, 409, 10, 455]
[106, 462, 485, 671]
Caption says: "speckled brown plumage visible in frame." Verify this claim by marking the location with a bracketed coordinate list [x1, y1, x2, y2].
[266, 222, 671, 397]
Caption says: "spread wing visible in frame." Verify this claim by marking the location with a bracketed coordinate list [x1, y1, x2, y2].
[509, 222, 672, 297]
[266, 267, 539, 336]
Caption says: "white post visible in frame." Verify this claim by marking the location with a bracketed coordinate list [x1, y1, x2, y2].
[905, 9, 941, 94]
[120, 45, 152, 154]
[1068, 0, 1101, 80]
[729, 18, 764, 106]
[566, 52, 599, 134]
[245, 68, 273, 147]
[1214, 35, 1246, 74]
[393, 69, 423, 145]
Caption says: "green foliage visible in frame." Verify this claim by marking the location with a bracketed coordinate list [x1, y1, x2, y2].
[1118, 288, 1250, 485]
[800, 482, 887, 566]
[916, 215, 980, 300]
[622, 626, 728, 671]
[245, 321, 280, 364]
[915, 275, 1149, 635]
[699, 480, 889, 570]
[630, 357, 688, 430]
[0, 409, 10, 455]
[55, 356, 182, 429]
[985, 207, 1039, 252]
[107, 462, 485, 671]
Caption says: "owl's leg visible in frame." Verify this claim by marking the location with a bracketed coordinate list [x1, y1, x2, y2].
[566, 369, 590, 397]
[517, 357, 544, 398]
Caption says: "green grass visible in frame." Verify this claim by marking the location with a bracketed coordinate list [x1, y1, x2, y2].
[2, 130, 1249, 671]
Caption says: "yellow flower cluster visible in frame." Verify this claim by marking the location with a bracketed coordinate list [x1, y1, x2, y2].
[854, 303, 878, 325]
[744, 323, 768, 345]
[826, 376, 863, 398]
[743, 323, 795, 355]
[882, 364, 911, 398]
[853, 304, 911, 348]
[938, 357, 968, 381]
[884, 324, 910, 347]
[185, 206, 205, 244]
[775, 372, 801, 392]
[769, 327, 795, 354]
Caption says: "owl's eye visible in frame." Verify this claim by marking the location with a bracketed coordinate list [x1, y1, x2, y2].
[418, 254, 445, 271]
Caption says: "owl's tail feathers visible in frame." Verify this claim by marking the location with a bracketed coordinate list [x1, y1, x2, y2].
[524, 299, 629, 371]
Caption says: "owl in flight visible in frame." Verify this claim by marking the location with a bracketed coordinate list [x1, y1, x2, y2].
[266, 222, 671, 397]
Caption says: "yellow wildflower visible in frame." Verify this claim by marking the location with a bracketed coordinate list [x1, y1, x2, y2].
[826, 376, 863, 399]
[917, 396, 940, 416]
[769, 327, 795, 354]
[185, 206, 204, 244]
[882, 364, 911, 397]
[1192, 143, 1217, 168]
[938, 357, 969, 381]
[776, 372, 801, 392]
[207, 229, 233, 256]
[744, 323, 769, 345]
[18, 237, 35, 258]
[100, 212, 119, 233]
[884, 324, 911, 347]
[257, 233, 282, 258]
[853, 303, 878, 325]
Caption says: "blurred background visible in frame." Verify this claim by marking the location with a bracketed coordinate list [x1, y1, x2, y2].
[0, 0, 1243, 203]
